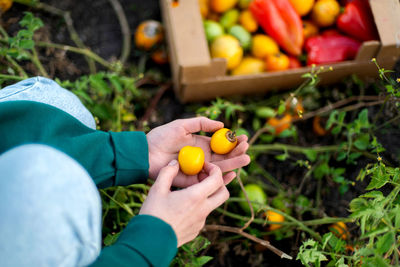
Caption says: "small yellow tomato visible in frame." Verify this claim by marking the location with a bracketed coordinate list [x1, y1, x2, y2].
[302, 20, 319, 39]
[289, 0, 315, 16]
[265, 210, 285, 231]
[210, 0, 238, 13]
[178, 146, 205, 175]
[134, 20, 164, 51]
[239, 10, 258, 33]
[0, 0, 12, 13]
[211, 35, 243, 70]
[311, 0, 340, 27]
[210, 128, 238, 154]
[251, 34, 279, 60]
[329, 221, 348, 240]
[231, 57, 265, 76]
[265, 52, 290, 72]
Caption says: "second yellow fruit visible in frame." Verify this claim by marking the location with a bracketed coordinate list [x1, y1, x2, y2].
[178, 146, 205, 175]
[289, 0, 315, 16]
[210, 128, 238, 154]
[210, 0, 238, 13]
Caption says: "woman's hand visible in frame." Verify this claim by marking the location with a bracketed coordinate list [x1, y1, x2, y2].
[139, 161, 231, 247]
[146, 117, 250, 188]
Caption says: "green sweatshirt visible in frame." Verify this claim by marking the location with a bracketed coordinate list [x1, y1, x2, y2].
[0, 100, 177, 267]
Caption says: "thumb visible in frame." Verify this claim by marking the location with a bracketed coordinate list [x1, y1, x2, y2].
[153, 160, 179, 194]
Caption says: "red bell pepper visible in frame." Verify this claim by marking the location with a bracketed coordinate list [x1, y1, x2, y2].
[249, 0, 303, 56]
[337, 0, 379, 41]
[305, 31, 361, 65]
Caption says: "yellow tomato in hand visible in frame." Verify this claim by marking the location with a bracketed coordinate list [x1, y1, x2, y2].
[178, 146, 205, 175]
[210, 128, 238, 154]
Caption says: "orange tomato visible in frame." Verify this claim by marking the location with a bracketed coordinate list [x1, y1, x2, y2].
[0, 0, 12, 13]
[311, 0, 341, 27]
[329, 222, 349, 240]
[198, 0, 209, 18]
[302, 20, 319, 39]
[266, 114, 292, 135]
[265, 53, 290, 72]
[288, 57, 302, 69]
[239, 10, 258, 33]
[265, 210, 285, 231]
[151, 47, 169, 64]
[134, 20, 164, 51]
[210, 128, 238, 154]
[210, 0, 238, 13]
[313, 116, 329, 136]
[178, 146, 205, 175]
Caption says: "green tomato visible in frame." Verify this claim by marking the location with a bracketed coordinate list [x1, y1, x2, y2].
[203, 20, 224, 43]
[219, 9, 240, 29]
[239, 184, 267, 215]
[229, 25, 251, 50]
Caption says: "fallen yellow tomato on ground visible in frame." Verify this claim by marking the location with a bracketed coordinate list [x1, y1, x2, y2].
[231, 57, 264, 75]
[265, 210, 285, 231]
[211, 35, 243, 70]
[289, 0, 315, 16]
[134, 20, 164, 51]
[251, 34, 279, 60]
[178, 146, 205, 175]
[210, 128, 238, 154]
[311, 0, 340, 27]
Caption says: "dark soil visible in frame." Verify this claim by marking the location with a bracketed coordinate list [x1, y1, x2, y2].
[3, 1, 400, 266]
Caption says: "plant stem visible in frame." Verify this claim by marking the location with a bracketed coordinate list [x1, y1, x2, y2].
[31, 47, 48, 77]
[0, 74, 26, 81]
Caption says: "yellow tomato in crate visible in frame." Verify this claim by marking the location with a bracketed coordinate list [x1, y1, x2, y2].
[265, 210, 285, 231]
[198, 0, 209, 18]
[211, 35, 243, 70]
[251, 34, 279, 60]
[231, 57, 264, 76]
[289, 0, 315, 16]
[210, 128, 238, 154]
[265, 52, 290, 72]
[302, 20, 319, 39]
[0, 0, 12, 12]
[178, 146, 205, 175]
[329, 222, 349, 240]
[239, 10, 258, 33]
[134, 20, 164, 51]
[311, 0, 340, 27]
[210, 0, 238, 13]
[238, 184, 268, 215]
[238, 0, 252, 9]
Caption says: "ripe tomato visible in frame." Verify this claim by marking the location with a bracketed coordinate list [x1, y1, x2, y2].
[239, 10, 258, 33]
[312, 115, 328, 136]
[151, 47, 169, 64]
[239, 184, 268, 214]
[311, 0, 341, 27]
[265, 53, 290, 72]
[288, 57, 302, 69]
[210, 128, 238, 154]
[329, 221, 348, 240]
[302, 20, 319, 39]
[251, 34, 279, 60]
[178, 146, 205, 175]
[289, 0, 315, 16]
[211, 35, 243, 70]
[265, 210, 285, 231]
[0, 0, 12, 13]
[210, 0, 238, 13]
[134, 20, 164, 51]
[266, 114, 292, 135]
[231, 56, 264, 76]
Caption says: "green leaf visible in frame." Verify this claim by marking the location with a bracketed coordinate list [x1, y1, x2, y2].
[376, 231, 394, 254]
[19, 39, 35, 50]
[360, 191, 383, 199]
[275, 153, 288, 161]
[277, 100, 286, 115]
[103, 232, 121, 246]
[357, 109, 369, 128]
[354, 134, 370, 150]
[303, 149, 317, 162]
[314, 162, 330, 179]
[193, 256, 213, 266]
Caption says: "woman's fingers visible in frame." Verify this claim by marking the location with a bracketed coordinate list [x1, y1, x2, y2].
[186, 162, 224, 197]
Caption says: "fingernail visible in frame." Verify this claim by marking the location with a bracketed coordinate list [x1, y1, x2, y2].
[168, 159, 178, 166]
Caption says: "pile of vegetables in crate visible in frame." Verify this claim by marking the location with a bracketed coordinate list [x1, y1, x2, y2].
[201, 0, 379, 75]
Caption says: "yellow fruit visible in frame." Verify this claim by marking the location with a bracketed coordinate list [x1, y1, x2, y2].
[0, 0, 12, 13]
[329, 222, 348, 240]
[265, 52, 290, 72]
[266, 113, 292, 135]
[210, 0, 238, 13]
[231, 57, 264, 75]
[178, 146, 205, 176]
[198, 0, 209, 18]
[311, 0, 340, 27]
[134, 20, 164, 51]
[265, 210, 285, 231]
[239, 10, 258, 33]
[289, 0, 315, 16]
[211, 35, 243, 70]
[302, 20, 319, 39]
[251, 34, 279, 60]
[210, 128, 238, 154]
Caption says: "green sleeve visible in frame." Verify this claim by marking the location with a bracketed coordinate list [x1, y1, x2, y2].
[0, 101, 149, 188]
[90, 215, 178, 267]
